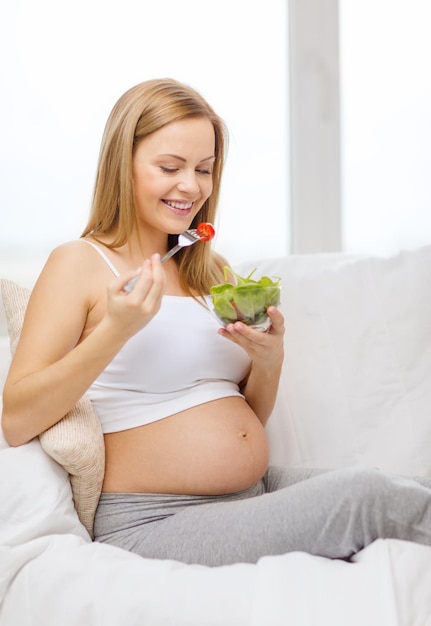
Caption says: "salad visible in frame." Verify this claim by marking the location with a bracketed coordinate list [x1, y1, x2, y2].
[209, 267, 281, 330]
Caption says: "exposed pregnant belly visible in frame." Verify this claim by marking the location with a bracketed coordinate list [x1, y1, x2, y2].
[102, 397, 270, 495]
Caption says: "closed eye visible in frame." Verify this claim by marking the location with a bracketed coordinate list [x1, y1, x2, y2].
[160, 166, 178, 174]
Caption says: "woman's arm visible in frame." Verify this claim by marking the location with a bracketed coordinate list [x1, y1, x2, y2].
[217, 306, 285, 426]
[1, 243, 165, 446]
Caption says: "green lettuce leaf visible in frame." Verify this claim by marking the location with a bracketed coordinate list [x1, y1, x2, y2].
[210, 267, 281, 325]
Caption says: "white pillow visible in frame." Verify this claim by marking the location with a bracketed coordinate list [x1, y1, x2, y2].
[0, 438, 89, 546]
[236, 245, 431, 476]
[0, 279, 104, 537]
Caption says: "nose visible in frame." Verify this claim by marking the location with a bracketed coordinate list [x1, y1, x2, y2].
[176, 170, 200, 195]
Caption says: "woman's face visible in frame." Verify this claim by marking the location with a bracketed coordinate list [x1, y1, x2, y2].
[132, 117, 215, 237]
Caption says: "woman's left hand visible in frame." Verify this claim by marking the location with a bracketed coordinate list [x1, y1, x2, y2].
[217, 306, 285, 369]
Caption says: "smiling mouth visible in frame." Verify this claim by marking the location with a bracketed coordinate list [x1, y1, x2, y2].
[163, 200, 194, 210]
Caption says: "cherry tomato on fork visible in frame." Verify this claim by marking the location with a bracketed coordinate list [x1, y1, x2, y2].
[196, 222, 215, 242]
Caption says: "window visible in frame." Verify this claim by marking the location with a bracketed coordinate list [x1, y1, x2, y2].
[340, 0, 431, 255]
[0, 0, 289, 268]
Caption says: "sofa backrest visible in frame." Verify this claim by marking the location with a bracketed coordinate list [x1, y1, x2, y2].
[236, 245, 431, 476]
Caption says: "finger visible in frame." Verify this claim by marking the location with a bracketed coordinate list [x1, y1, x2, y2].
[121, 259, 153, 295]
[219, 321, 266, 347]
[119, 267, 145, 294]
[106, 266, 145, 296]
[148, 253, 166, 289]
[217, 323, 243, 344]
[267, 307, 285, 333]
[140, 254, 166, 307]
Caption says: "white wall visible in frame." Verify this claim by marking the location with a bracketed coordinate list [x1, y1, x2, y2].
[0, 0, 289, 274]
[3, 0, 428, 275]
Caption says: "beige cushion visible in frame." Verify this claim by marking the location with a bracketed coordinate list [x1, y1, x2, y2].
[0, 279, 104, 537]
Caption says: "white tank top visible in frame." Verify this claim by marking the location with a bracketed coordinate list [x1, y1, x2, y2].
[81, 240, 251, 434]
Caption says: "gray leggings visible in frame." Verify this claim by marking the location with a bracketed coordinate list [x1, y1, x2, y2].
[93, 466, 431, 566]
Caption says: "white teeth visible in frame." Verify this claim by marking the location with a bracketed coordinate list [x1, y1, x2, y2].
[165, 200, 193, 210]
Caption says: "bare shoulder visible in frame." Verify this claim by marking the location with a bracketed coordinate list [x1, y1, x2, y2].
[32, 240, 96, 308]
[35, 239, 104, 293]
[43, 239, 97, 272]
[28, 239, 102, 328]
[8, 240, 99, 377]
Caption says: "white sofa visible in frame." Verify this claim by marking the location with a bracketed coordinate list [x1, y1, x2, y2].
[1, 246, 431, 626]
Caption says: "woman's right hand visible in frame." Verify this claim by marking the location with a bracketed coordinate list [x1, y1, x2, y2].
[105, 253, 166, 340]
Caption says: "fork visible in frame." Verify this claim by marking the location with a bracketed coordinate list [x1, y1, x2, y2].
[160, 229, 202, 262]
[123, 229, 202, 293]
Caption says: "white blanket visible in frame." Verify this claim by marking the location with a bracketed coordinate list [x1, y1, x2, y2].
[2, 537, 431, 625]
[1, 438, 431, 626]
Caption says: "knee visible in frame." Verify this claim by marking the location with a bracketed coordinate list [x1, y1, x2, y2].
[344, 467, 384, 483]
[333, 467, 391, 503]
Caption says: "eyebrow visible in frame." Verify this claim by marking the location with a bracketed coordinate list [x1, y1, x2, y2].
[158, 154, 215, 163]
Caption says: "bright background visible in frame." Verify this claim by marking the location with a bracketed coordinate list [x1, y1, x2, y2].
[0, 0, 289, 267]
[1, 0, 430, 278]
[340, 0, 431, 255]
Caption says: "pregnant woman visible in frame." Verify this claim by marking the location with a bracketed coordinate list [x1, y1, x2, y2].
[3, 78, 431, 566]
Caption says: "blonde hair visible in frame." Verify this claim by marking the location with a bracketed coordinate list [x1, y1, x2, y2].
[81, 78, 228, 295]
